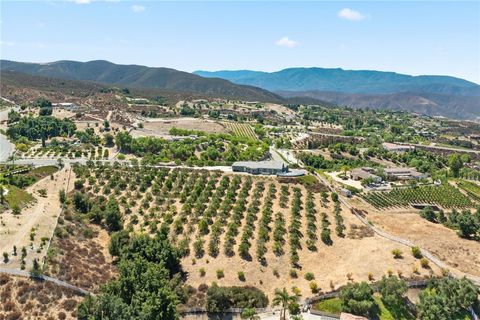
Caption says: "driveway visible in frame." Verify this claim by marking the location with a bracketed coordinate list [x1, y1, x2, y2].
[0, 108, 14, 162]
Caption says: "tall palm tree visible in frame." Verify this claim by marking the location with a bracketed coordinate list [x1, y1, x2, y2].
[272, 287, 297, 320]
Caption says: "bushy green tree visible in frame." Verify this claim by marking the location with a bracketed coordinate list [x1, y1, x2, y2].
[340, 282, 376, 318]
[448, 154, 463, 178]
[77, 230, 182, 320]
[377, 275, 407, 306]
[418, 278, 478, 320]
[105, 197, 123, 231]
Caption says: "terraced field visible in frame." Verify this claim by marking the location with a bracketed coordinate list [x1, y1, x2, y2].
[223, 121, 258, 140]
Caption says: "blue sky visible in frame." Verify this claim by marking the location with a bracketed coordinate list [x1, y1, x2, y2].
[1, 1, 479, 83]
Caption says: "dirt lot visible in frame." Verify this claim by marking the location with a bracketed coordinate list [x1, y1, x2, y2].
[367, 212, 480, 277]
[141, 118, 227, 134]
[0, 273, 82, 319]
[0, 166, 73, 270]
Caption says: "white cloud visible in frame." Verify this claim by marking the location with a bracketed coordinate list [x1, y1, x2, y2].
[132, 5, 145, 13]
[74, 0, 92, 4]
[275, 37, 299, 48]
[338, 8, 365, 21]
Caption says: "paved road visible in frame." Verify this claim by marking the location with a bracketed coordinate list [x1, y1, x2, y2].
[1, 158, 231, 170]
[0, 108, 14, 162]
[0, 133, 13, 162]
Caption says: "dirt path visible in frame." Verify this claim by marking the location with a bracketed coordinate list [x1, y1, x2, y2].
[0, 166, 72, 269]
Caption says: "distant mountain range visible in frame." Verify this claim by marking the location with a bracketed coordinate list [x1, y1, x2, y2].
[194, 68, 480, 96]
[195, 68, 480, 119]
[0, 60, 283, 103]
[1, 60, 479, 119]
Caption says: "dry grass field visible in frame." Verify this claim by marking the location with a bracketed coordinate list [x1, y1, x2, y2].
[0, 273, 82, 320]
[368, 212, 480, 277]
[350, 196, 480, 278]
[0, 167, 72, 270]
[44, 221, 117, 293]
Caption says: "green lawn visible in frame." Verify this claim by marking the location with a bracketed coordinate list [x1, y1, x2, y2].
[5, 185, 35, 209]
[375, 297, 414, 320]
[314, 298, 342, 314]
[313, 297, 415, 320]
[26, 166, 59, 180]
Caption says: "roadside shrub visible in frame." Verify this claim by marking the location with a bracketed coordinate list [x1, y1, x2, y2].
[420, 258, 430, 269]
[411, 246, 423, 259]
[304, 272, 315, 281]
[238, 271, 246, 282]
[310, 281, 319, 294]
[391, 249, 403, 259]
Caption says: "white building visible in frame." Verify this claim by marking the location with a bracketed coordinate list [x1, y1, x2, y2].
[382, 142, 415, 153]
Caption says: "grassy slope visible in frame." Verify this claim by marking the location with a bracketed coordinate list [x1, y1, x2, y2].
[5, 185, 35, 209]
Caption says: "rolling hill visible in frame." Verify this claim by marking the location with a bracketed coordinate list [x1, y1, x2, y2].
[279, 90, 480, 120]
[0, 60, 283, 103]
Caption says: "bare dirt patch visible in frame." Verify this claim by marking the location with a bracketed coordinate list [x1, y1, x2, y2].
[141, 118, 227, 135]
[368, 212, 480, 277]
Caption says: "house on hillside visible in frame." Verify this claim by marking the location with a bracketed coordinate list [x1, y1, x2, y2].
[350, 167, 382, 183]
[52, 102, 78, 111]
[232, 160, 288, 175]
[382, 142, 415, 153]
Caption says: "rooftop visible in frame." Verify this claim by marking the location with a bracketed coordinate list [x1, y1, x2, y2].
[232, 160, 285, 170]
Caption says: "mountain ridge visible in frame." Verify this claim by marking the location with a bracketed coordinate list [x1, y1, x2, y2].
[0, 60, 284, 103]
[194, 68, 480, 96]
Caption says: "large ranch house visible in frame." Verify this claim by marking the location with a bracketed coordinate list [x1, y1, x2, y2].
[232, 160, 288, 175]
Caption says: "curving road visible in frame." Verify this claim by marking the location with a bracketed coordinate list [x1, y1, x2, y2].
[0, 107, 15, 162]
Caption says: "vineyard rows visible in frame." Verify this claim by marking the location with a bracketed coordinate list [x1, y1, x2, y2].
[224, 122, 258, 140]
[456, 180, 480, 203]
[362, 184, 474, 209]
